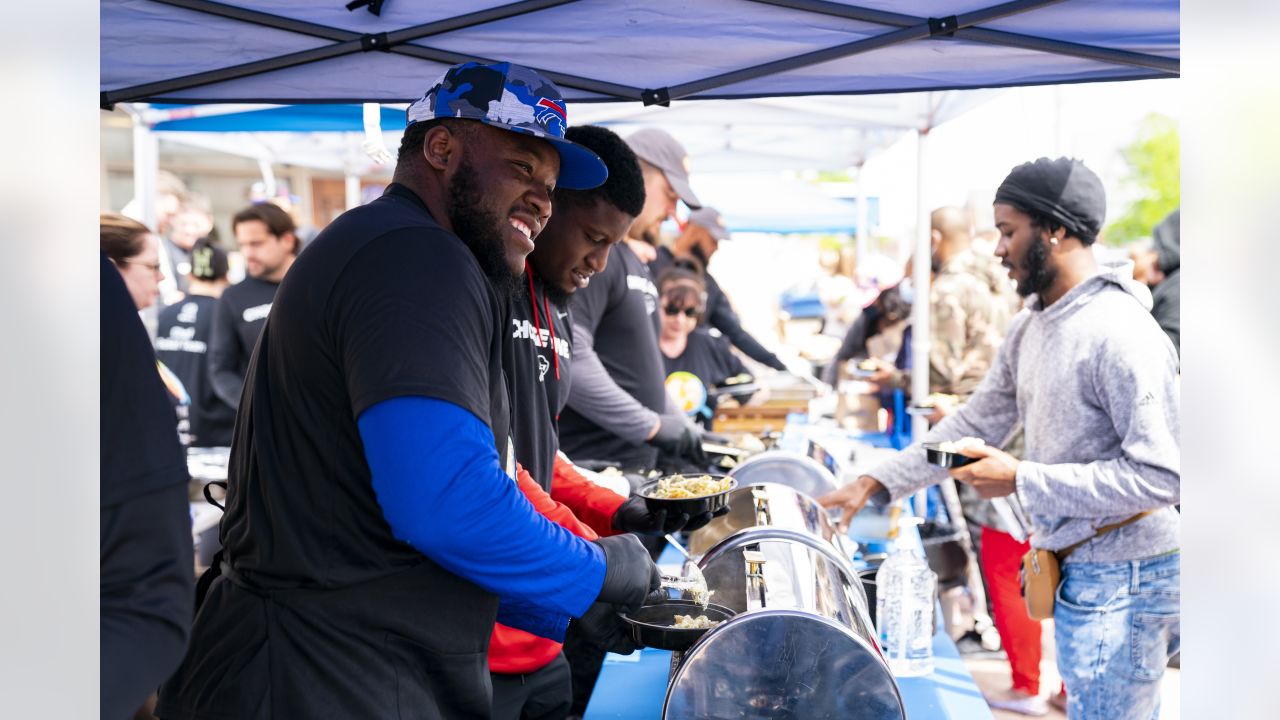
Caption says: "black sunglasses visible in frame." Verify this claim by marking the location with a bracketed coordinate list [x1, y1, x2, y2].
[663, 304, 699, 318]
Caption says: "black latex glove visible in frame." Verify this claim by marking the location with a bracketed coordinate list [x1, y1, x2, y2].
[612, 496, 686, 536]
[593, 534, 662, 612]
[650, 413, 708, 467]
[573, 601, 639, 656]
[612, 496, 731, 535]
[681, 504, 731, 532]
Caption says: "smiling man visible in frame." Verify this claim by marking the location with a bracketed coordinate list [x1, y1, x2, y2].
[495, 123, 699, 720]
[156, 62, 661, 720]
[558, 128, 709, 474]
[818, 157, 1180, 720]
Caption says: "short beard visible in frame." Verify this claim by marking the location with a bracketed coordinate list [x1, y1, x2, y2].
[1016, 234, 1058, 298]
[543, 279, 575, 308]
[448, 155, 522, 301]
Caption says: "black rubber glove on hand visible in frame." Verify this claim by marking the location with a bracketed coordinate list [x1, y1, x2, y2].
[650, 413, 708, 467]
[593, 534, 662, 612]
[612, 496, 730, 535]
[612, 496, 687, 536]
[573, 601, 638, 655]
[681, 504, 730, 532]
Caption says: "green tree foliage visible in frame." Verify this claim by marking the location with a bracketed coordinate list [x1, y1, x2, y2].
[1104, 113, 1180, 245]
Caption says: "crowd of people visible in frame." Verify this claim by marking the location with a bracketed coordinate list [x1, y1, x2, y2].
[100, 59, 1179, 720]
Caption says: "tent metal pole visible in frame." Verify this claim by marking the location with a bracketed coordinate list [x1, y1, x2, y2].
[748, 0, 1066, 29]
[345, 174, 361, 212]
[664, 24, 931, 102]
[957, 27, 1179, 74]
[106, 0, 638, 104]
[855, 157, 869, 270]
[746, 0, 1177, 76]
[661, 0, 1064, 102]
[130, 110, 158, 234]
[910, 125, 930, 517]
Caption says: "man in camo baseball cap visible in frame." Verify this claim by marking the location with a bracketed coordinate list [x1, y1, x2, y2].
[408, 61, 607, 190]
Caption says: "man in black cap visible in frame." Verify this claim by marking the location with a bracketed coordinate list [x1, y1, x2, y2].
[156, 61, 659, 720]
[650, 206, 790, 372]
[559, 128, 707, 474]
[155, 237, 236, 447]
[819, 157, 1180, 720]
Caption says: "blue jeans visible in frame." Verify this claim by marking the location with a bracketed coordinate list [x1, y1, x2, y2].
[1054, 551, 1180, 720]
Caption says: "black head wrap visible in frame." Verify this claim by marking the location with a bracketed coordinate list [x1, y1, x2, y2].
[994, 157, 1106, 244]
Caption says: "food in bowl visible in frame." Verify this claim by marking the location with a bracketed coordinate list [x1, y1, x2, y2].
[917, 392, 959, 408]
[647, 474, 732, 500]
[937, 436, 986, 453]
[672, 614, 721, 629]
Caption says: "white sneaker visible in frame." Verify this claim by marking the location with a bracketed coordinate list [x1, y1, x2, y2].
[985, 689, 1050, 716]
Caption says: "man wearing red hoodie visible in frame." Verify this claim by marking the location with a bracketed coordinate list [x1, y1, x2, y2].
[494, 125, 719, 719]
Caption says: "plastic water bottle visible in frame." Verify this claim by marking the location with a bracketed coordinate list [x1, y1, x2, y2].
[875, 517, 937, 677]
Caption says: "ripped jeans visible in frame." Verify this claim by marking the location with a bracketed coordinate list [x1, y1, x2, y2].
[1054, 551, 1180, 720]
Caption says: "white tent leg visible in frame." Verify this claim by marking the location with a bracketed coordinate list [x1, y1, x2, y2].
[855, 160, 869, 271]
[345, 173, 361, 211]
[913, 119, 995, 642]
[257, 157, 277, 200]
[911, 127, 931, 519]
[132, 111, 158, 232]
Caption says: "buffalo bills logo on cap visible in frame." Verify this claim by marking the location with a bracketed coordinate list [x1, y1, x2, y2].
[534, 98, 567, 136]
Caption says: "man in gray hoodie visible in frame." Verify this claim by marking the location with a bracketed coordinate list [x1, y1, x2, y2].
[820, 157, 1179, 720]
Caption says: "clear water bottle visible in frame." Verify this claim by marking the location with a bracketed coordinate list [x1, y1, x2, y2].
[875, 517, 937, 677]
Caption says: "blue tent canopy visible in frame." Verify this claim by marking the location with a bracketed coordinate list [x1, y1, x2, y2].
[148, 103, 407, 132]
[102, 0, 1178, 107]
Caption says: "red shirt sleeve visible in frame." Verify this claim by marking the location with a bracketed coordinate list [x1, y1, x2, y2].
[514, 463, 598, 540]
[549, 455, 628, 538]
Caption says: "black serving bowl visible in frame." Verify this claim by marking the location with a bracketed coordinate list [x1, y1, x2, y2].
[637, 473, 737, 519]
[923, 443, 981, 468]
[621, 599, 736, 652]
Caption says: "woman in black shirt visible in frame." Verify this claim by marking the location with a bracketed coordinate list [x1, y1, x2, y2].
[655, 265, 753, 426]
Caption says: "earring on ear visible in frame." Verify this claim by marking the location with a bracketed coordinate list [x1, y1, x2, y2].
[1050, 236, 1059, 246]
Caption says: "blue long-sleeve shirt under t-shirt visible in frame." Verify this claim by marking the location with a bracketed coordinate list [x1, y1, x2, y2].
[358, 396, 606, 640]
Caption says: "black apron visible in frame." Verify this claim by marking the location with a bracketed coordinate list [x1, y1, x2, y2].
[157, 195, 511, 720]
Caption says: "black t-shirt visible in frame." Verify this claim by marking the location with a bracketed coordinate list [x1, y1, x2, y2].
[161, 236, 192, 297]
[208, 276, 278, 410]
[662, 328, 749, 422]
[101, 253, 189, 506]
[559, 242, 667, 469]
[157, 184, 513, 720]
[100, 253, 194, 720]
[156, 294, 236, 447]
[506, 273, 573, 491]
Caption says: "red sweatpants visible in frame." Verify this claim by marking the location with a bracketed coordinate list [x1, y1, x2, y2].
[980, 526, 1043, 695]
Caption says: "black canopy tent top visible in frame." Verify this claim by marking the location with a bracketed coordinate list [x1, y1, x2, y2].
[101, 0, 1178, 108]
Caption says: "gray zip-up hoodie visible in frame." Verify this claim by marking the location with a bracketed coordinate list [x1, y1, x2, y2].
[869, 262, 1180, 564]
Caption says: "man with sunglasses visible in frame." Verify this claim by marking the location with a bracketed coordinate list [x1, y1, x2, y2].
[650, 206, 790, 373]
[656, 265, 755, 426]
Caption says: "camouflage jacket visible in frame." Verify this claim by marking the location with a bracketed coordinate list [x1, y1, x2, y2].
[891, 249, 1013, 399]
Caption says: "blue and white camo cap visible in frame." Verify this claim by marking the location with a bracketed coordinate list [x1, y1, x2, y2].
[408, 61, 607, 190]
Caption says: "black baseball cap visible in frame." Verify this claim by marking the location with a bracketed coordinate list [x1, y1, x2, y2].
[189, 237, 228, 281]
